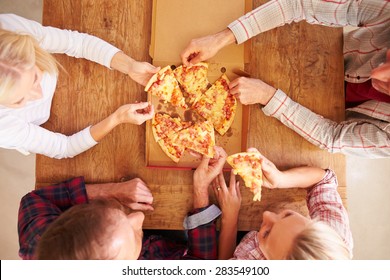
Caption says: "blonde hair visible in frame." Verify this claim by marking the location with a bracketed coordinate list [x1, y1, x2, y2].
[286, 221, 351, 260]
[0, 28, 59, 102]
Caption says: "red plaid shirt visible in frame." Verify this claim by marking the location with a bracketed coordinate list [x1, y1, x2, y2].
[18, 177, 217, 260]
[232, 169, 353, 260]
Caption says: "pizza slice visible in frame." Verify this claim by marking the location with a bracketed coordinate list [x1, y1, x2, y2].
[193, 74, 237, 135]
[171, 120, 215, 158]
[227, 152, 263, 201]
[173, 62, 210, 105]
[152, 113, 191, 163]
[145, 65, 187, 109]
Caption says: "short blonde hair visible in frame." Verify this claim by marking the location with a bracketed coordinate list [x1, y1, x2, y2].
[0, 28, 58, 102]
[37, 199, 126, 260]
[286, 221, 351, 260]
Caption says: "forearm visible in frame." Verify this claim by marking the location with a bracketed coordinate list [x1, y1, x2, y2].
[110, 51, 135, 75]
[263, 89, 390, 158]
[228, 0, 358, 44]
[85, 182, 117, 200]
[89, 112, 120, 142]
[193, 185, 209, 209]
[213, 28, 237, 49]
[218, 217, 238, 259]
[277, 166, 326, 189]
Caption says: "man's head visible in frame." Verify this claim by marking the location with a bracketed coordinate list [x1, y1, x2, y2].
[37, 199, 144, 260]
[371, 49, 390, 95]
[258, 209, 350, 260]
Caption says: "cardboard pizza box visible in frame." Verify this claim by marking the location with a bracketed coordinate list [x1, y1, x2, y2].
[146, 0, 251, 169]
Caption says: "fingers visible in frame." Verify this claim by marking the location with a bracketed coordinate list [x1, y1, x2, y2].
[229, 170, 237, 195]
[130, 102, 150, 111]
[129, 202, 154, 211]
[247, 147, 260, 154]
[197, 155, 211, 169]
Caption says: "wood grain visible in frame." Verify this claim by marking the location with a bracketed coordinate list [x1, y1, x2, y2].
[38, 0, 346, 230]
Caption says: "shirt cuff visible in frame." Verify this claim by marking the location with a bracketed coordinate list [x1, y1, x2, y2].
[183, 204, 221, 230]
[228, 21, 248, 45]
[262, 89, 290, 118]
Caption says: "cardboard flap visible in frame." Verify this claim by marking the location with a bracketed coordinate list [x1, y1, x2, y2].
[150, 0, 248, 64]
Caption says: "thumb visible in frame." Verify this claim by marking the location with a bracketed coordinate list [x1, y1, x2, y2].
[198, 155, 210, 169]
[148, 65, 161, 74]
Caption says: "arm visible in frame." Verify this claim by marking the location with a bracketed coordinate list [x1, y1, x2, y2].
[18, 177, 154, 259]
[0, 14, 158, 86]
[263, 89, 390, 158]
[229, 76, 390, 158]
[212, 171, 242, 260]
[18, 177, 88, 259]
[0, 102, 154, 159]
[306, 169, 353, 257]
[246, 147, 326, 190]
[184, 146, 227, 259]
[181, 0, 365, 64]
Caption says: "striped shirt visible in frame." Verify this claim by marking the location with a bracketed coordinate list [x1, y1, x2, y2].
[228, 0, 389, 83]
[232, 169, 353, 260]
[228, 0, 390, 158]
[0, 14, 120, 159]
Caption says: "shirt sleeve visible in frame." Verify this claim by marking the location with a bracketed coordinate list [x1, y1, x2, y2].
[0, 115, 98, 159]
[306, 169, 353, 257]
[184, 205, 220, 260]
[262, 89, 390, 158]
[18, 177, 88, 260]
[0, 13, 120, 68]
[228, 0, 361, 44]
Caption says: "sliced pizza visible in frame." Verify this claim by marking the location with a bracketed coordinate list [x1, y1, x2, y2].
[227, 152, 263, 201]
[193, 74, 237, 135]
[145, 65, 187, 109]
[171, 120, 215, 158]
[173, 62, 210, 105]
[152, 113, 191, 163]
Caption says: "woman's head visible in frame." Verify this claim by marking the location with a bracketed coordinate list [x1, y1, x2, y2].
[258, 209, 350, 260]
[37, 198, 145, 260]
[0, 29, 58, 108]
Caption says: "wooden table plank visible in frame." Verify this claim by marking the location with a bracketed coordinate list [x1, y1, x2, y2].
[38, 0, 346, 231]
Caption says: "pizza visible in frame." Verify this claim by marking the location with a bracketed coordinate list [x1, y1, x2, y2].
[152, 113, 191, 162]
[171, 120, 215, 158]
[193, 74, 237, 135]
[173, 62, 210, 105]
[227, 152, 263, 201]
[145, 66, 187, 109]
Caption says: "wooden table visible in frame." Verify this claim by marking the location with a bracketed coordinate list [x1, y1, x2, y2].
[38, 0, 345, 230]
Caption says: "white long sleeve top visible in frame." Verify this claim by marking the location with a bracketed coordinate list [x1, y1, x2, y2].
[0, 14, 120, 159]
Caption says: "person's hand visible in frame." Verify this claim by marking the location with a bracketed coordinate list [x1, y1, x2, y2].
[212, 171, 241, 221]
[246, 148, 283, 189]
[128, 60, 160, 87]
[229, 77, 277, 105]
[371, 49, 390, 95]
[193, 146, 227, 208]
[107, 178, 154, 211]
[181, 29, 236, 66]
[114, 102, 154, 125]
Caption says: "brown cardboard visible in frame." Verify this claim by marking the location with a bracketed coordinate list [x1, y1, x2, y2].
[146, 0, 251, 169]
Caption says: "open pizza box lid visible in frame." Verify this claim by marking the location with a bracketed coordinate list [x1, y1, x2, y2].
[146, 0, 252, 169]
